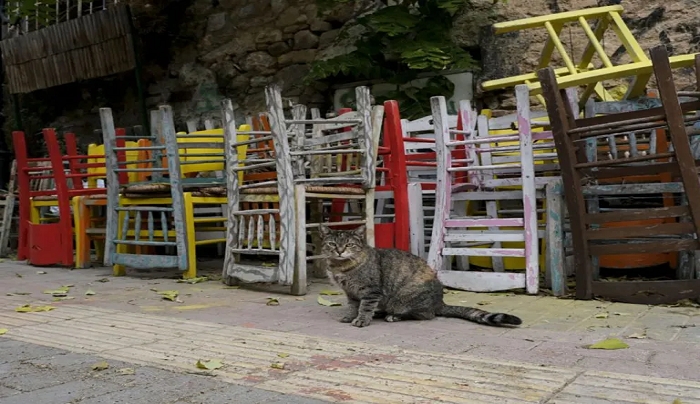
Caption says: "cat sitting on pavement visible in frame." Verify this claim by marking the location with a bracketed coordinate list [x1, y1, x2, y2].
[320, 225, 523, 328]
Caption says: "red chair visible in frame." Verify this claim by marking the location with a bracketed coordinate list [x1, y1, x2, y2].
[13, 129, 110, 267]
[377, 100, 469, 257]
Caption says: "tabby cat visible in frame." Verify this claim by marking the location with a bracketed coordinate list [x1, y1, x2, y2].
[320, 225, 522, 328]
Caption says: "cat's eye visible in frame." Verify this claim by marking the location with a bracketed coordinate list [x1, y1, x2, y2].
[325, 242, 337, 247]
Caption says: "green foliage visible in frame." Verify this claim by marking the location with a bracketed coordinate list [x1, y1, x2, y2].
[8, 0, 58, 22]
[308, 0, 497, 119]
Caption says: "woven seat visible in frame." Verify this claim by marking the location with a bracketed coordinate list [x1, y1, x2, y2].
[32, 195, 58, 201]
[240, 185, 366, 195]
[191, 186, 227, 197]
[121, 183, 170, 194]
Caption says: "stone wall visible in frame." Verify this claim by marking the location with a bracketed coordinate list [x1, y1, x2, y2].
[8, 0, 700, 149]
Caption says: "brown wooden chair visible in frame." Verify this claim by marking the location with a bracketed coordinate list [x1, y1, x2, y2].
[538, 45, 700, 304]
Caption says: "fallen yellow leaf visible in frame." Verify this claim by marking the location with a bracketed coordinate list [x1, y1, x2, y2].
[92, 361, 109, 371]
[277, 353, 289, 358]
[266, 297, 280, 306]
[15, 304, 55, 313]
[158, 290, 179, 301]
[195, 359, 223, 370]
[270, 362, 285, 370]
[319, 290, 343, 296]
[594, 312, 609, 319]
[0, 328, 7, 335]
[317, 296, 342, 307]
[85, 290, 96, 296]
[587, 338, 629, 350]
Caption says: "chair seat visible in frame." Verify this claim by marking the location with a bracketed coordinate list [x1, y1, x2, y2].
[121, 184, 227, 199]
[33, 195, 58, 201]
[121, 183, 170, 194]
[241, 185, 366, 195]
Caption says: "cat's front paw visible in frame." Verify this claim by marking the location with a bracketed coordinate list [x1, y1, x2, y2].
[340, 315, 355, 323]
[351, 316, 372, 328]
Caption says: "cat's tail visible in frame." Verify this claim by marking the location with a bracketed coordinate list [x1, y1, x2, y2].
[437, 304, 522, 326]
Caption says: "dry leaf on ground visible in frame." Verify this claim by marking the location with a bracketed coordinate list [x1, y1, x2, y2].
[158, 290, 179, 301]
[587, 338, 629, 350]
[270, 362, 285, 370]
[195, 359, 223, 370]
[277, 353, 289, 358]
[177, 277, 208, 284]
[0, 328, 7, 335]
[117, 368, 135, 375]
[266, 297, 280, 306]
[317, 296, 342, 307]
[36, 271, 46, 274]
[594, 312, 609, 319]
[627, 332, 648, 339]
[85, 290, 96, 296]
[15, 304, 55, 313]
[319, 290, 343, 296]
[43, 287, 69, 297]
[92, 361, 109, 371]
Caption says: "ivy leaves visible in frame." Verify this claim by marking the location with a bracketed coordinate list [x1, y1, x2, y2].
[308, 0, 490, 119]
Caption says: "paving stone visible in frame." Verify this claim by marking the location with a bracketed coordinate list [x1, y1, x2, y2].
[179, 384, 332, 404]
[0, 384, 20, 398]
[0, 379, 123, 404]
[0, 359, 89, 392]
[0, 339, 65, 364]
[79, 386, 193, 404]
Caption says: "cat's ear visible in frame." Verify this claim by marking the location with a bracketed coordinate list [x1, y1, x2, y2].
[319, 224, 331, 238]
[353, 225, 366, 239]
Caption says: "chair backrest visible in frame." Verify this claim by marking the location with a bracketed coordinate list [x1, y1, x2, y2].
[382, 103, 462, 191]
[86, 139, 141, 187]
[267, 85, 378, 189]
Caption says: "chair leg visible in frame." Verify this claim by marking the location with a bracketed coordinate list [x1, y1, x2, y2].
[73, 197, 90, 269]
[310, 199, 325, 278]
[365, 188, 375, 247]
[291, 184, 307, 296]
[183, 194, 198, 279]
[113, 210, 127, 276]
[545, 180, 566, 296]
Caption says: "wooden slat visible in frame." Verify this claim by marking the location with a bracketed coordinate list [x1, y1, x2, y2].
[0, 4, 135, 94]
[591, 279, 700, 305]
[589, 239, 699, 255]
[586, 222, 695, 240]
[585, 205, 689, 225]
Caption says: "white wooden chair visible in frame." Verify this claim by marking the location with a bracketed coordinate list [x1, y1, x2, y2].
[427, 85, 544, 294]
[269, 85, 382, 295]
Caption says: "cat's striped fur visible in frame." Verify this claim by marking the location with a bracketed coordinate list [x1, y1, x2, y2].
[320, 225, 522, 328]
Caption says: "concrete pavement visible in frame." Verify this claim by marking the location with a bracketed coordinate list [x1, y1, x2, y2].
[1, 260, 700, 403]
